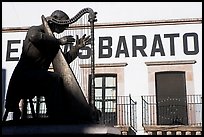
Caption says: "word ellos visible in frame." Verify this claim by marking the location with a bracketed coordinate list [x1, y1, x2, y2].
[6, 32, 199, 61]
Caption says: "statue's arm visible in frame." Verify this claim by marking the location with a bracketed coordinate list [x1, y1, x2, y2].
[64, 46, 79, 64]
[63, 34, 91, 64]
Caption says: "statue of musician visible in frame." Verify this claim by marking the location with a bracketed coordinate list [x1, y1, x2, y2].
[4, 10, 100, 123]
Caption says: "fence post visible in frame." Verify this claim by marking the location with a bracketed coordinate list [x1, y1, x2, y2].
[141, 96, 144, 126]
[129, 94, 132, 127]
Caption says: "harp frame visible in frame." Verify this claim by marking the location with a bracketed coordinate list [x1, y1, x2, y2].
[42, 8, 97, 108]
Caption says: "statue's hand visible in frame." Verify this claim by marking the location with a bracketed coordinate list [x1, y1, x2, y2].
[75, 34, 91, 50]
[58, 35, 75, 45]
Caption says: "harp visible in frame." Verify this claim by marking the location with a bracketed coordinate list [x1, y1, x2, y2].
[41, 8, 97, 119]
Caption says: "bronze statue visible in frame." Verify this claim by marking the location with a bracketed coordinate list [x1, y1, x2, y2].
[3, 10, 100, 124]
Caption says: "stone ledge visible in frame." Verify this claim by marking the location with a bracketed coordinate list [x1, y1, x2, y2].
[2, 123, 121, 135]
[143, 125, 202, 132]
[145, 60, 196, 66]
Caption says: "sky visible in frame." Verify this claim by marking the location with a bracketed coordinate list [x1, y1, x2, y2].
[2, 2, 202, 28]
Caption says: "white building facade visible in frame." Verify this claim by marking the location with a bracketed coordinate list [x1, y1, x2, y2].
[2, 2, 202, 135]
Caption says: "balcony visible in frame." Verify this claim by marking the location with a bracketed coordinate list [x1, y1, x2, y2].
[95, 95, 137, 135]
[12, 95, 137, 135]
[141, 94, 202, 135]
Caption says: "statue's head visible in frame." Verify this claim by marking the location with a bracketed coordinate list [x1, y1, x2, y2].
[49, 10, 69, 34]
[51, 10, 69, 21]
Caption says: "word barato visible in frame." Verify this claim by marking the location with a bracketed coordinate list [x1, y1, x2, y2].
[6, 32, 199, 61]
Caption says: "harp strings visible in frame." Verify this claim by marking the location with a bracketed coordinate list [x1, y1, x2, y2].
[54, 13, 91, 97]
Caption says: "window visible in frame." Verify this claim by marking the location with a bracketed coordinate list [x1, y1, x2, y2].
[90, 74, 117, 125]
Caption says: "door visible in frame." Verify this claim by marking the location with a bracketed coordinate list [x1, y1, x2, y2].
[155, 71, 188, 125]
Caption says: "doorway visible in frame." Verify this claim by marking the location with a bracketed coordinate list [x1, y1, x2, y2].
[155, 71, 188, 125]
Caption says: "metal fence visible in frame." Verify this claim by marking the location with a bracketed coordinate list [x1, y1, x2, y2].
[141, 94, 202, 126]
[25, 95, 137, 132]
[95, 95, 137, 131]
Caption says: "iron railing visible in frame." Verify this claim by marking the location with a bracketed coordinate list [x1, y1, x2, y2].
[24, 95, 137, 132]
[141, 94, 202, 126]
[95, 95, 137, 131]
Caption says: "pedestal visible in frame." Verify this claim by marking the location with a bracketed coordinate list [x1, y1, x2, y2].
[2, 122, 121, 135]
